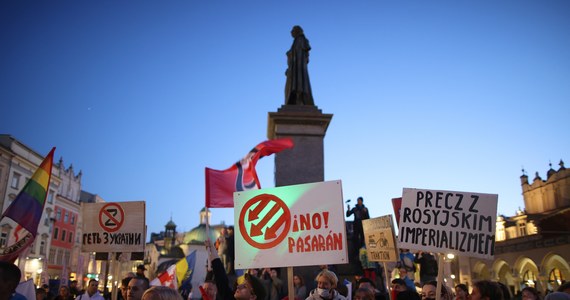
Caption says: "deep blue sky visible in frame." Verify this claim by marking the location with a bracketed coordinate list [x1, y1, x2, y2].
[2, 1, 569, 238]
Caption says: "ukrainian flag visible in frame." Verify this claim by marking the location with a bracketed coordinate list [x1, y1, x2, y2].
[176, 250, 197, 288]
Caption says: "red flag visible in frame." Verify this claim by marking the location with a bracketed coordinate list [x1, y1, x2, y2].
[205, 138, 294, 208]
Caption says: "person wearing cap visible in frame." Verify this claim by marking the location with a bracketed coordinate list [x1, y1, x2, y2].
[205, 239, 266, 300]
[136, 265, 147, 279]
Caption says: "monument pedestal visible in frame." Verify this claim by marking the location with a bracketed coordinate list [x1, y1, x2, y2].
[267, 105, 333, 187]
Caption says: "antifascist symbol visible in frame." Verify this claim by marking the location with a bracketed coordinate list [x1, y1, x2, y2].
[239, 194, 291, 249]
[99, 203, 125, 233]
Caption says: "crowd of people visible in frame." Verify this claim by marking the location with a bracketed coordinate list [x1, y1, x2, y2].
[2, 194, 570, 300]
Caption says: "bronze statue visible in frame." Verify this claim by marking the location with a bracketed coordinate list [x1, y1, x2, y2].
[285, 26, 314, 106]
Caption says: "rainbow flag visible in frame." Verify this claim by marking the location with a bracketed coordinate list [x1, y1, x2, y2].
[0, 147, 55, 262]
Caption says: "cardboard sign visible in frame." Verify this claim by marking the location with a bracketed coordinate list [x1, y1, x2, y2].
[81, 201, 145, 253]
[362, 215, 398, 262]
[234, 180, 347, 269]
[398, 188, 498, 259]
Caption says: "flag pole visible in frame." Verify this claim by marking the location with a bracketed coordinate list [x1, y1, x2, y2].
[205, 207, 211, 270]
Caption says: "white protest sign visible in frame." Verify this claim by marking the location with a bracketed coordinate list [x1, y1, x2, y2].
[362, 215, 399, 262]
[234, 180, 347, 269]
[398, 188, 498, 259]
[81, 201, 145, 253]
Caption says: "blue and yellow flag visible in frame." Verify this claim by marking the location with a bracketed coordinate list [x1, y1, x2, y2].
[176, 250, 197, 288]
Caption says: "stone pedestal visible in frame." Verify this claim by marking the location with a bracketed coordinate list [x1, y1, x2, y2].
[267, 105, 333, 187]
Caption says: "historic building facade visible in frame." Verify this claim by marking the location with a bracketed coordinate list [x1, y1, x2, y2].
[455, 161, 570, 296]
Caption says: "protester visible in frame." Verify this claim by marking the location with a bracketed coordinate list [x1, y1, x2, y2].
[120, 278, 132, 300]
[522, 287, 540, 300]
[358, 278, 387, 300]
[141, 286, 182, 300]
[305, 269, 346, 300]
[391, 279, 409, 299]
[359, 247, 377, 282]
[454, 284, 469, 300]
[469, 280, 504, 300]
[136, 265, 147, 279]
[414, 252, 438, 285]
[293, 274, 307, 299]
[226, 226, 236, 275]
[201, 280, 217, 300]
[354, 288, 374, 300]
[55, 286, 74, 300]
[216, 227, 228, 269]
[558, 282, 570, 294]
[420, 281, 452, 300]
[37, 288, 47, 300]
[69, 281, 81, 299]
[396, 290, 421, 300]
[398, 249, 416, 281]
[205, 239, 266, 300]
[544, 292, 570, 300]
[261, 268, 284, 300]
[128, 277, 150, 300]
[0, 261, 26, 300]
[398, 268, 416, 291]
[75, 279, 104, 300]
[42, 284, 55, 300]
[346, 197, 370, 248]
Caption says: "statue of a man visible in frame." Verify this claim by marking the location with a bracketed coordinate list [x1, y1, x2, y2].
[285, 26, 314, 106]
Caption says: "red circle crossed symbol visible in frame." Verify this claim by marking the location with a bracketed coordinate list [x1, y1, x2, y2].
[99, 203, 125, 233]
[239, 194, 291, 249]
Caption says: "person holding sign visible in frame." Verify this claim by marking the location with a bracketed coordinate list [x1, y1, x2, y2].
[346, 197, 370, 248]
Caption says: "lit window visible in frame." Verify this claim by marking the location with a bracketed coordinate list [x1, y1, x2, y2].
[11, 173, 21, 189]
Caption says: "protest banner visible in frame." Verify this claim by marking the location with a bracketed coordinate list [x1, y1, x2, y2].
[362, 215, 398, 262]
[81, 201, 145, 253]
[398, 188, 498, 260]
[234, 180, 347, 269]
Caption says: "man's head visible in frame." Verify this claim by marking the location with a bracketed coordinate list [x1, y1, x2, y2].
[121, 277, 132, 300]
[87, 279, 99, 296]
[358, 277, 376, 293]
[59, 286, 70, 297]
[128, 277, 149, 300]
[357, 197, 364, 205]
[202, 280, 217, 300]
[136, 265, 146, 277]
[0, 261, 21, 299]
[391, 279, 407, 293]
[234, 274, 265, 300]
[36, 288, 46, 300]
[70, 280, 77, 288]
[227, 226, 234, 236]
[398, 268, 408, 278]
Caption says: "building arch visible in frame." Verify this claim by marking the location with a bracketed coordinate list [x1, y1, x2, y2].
[472, 261, 491, 281]
[514, 256, 539, 289]
[540, 252, 570, 292]
[493, 259, 515, 290]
